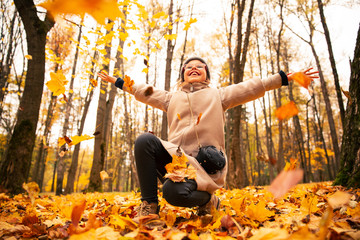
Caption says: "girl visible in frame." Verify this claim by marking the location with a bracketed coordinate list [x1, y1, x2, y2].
[98, 57, 318, 219]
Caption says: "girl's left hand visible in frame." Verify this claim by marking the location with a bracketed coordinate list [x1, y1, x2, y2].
[288, 68, 319, 82]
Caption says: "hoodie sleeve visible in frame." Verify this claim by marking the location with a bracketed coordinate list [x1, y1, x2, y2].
[220, 73, 282, 110]
[122, 82, 172, 112]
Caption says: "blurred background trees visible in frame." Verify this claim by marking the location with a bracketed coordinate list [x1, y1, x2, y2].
[0, 0, 358, 194]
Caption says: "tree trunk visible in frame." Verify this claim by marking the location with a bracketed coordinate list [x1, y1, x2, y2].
[64, 48, 97, 194]
[0, 0, 54, 194]
[89, 22, 114, 192]
[316, 0, 345, 127]
[334, 25, 360, 188]
[161, 0, 175, 141]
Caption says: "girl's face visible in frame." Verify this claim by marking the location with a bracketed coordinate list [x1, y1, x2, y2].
[183, 60, 207, 84]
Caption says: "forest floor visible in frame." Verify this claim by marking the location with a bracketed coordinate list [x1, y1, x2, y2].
[0, 181, 359, 239]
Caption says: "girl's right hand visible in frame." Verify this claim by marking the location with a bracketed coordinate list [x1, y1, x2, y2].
[98, 71, 116, 84]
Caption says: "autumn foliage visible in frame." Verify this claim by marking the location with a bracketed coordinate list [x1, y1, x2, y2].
[1, 182, 359, 239]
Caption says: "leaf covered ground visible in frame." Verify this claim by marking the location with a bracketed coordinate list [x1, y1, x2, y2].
[0, 182, 359, 240]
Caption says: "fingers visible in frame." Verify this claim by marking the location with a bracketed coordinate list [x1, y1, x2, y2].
[304, 68, 319, 77]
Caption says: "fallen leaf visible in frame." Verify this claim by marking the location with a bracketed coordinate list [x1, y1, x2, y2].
[327, 191, 352, 209]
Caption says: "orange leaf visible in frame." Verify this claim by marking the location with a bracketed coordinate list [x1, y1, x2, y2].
[275, 101, 298, 120]
[38, 0, 124, 24]
[123, 75, 134, 92]
[165, 154, 196, 182]
[177, 113, 181, 120]
[246, 201, 275, 222]
[196, 113, 203, 125]
[291, 72, 312, 89]
[71, 199, 86, 227]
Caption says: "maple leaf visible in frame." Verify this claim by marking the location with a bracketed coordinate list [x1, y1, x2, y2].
[46, 71, 68, 96]
[164, 154, 196, 182]
[275, 101, 299, 120]
[39, 0, 124, 25]
[123, 75, 134, 92]
[290, 71, 312, 89]
[246, 201, 275, 222]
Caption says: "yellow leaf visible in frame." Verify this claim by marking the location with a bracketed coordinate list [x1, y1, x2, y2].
[152, 11, 166, 19]
[275, 101, 298, 120]
[22, 182, 40, 206]
[46, 71, 68, 96]
[165, 154, 196, 182]
[164, 34, 177, 41]
[25, 55, 32, 60]
[249, 227, 289, 240]
[100, 171, 109, 181]
[109, 215, 137, 230]
[183, 18, 197, 31]
[70, 134, 94, 146]
[246, 201, 275, 222]
[142, 67, 148, 74]
[300, 195, 320, 215]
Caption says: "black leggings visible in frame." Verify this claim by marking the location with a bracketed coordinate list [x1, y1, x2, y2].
[134, 132, 211, 207]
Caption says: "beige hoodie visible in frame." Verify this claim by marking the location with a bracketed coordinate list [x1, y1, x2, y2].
[122, 74, 282, 193]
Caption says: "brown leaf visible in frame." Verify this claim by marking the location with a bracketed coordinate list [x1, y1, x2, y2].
[71, 199, 86, 227]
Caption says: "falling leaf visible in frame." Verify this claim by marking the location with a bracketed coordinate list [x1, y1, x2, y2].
[341, 87, 352, 105]
[38, 0, 124, 25]
[275, 101, 299, 120]
[196, 113, 203, 125]
[143, 59, 148, 66]
[267, 169, 304, 199]
[22, 182, 40, 206]
[177, 113, 181, 120]
[152, 11, 166, 19]
[70, 134, 94, 146]
[71, 199, 86, 227]
[46, 71, 68, 96]
[100, 171, 109, 181]
[90, 79, 97, 87]
[183, 18, 197, 31]
[123, 75, 134, 92]
[284, 158, 299, 171]
[25, 55, 32, 60]
[290, 72, 312, 89]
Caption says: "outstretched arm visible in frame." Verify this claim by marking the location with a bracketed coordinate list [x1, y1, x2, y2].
[288, 68, 319, 82]
[98, 71, 116, 84]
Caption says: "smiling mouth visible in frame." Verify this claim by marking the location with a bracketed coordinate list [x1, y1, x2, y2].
[189, 71, 200, 76]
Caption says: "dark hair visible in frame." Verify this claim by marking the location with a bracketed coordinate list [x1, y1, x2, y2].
[181, 57, 211, 81]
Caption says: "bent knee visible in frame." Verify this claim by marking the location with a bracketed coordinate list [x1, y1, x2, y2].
[134, 132, 157, 149]
[162, 179, 196, 207]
